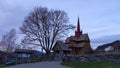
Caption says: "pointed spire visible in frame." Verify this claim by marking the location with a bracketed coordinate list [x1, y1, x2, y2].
[77, 17, 80, 32]
[75, 17, 82, 38]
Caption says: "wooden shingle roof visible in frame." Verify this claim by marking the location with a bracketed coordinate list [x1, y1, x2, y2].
[65, 33, 90, 43]
[53, 41, 71, 51]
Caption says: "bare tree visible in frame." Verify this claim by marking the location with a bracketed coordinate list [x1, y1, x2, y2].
[20, 6, 75, 55]
[0, 29, 17, 62]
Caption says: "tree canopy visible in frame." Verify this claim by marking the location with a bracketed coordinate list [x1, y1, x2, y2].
[20, 6, 75, 53]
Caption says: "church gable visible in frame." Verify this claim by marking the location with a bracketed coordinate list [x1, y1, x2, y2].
[85, 34, 90, 41]
[53, 41, 70, 51]
[76, 34, 89, 42]
[53, 44, 62, 51]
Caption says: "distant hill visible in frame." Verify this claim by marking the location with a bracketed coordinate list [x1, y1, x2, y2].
[95, 40, 120, 53]
[32, 50, 44, 56]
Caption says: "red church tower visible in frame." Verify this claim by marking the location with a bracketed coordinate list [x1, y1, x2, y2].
[75, 18, 82, 38]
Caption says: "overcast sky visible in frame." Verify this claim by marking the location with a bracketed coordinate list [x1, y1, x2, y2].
[0, 0, 120, 49]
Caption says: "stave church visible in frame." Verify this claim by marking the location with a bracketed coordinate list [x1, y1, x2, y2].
[53, 18, 93, 55]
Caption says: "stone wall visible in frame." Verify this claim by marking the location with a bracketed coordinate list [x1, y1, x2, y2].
[63, 53, 120, 62]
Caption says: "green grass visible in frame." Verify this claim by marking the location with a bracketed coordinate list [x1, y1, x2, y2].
[0, 64, 6, 68]
[61, 62, 120, 68]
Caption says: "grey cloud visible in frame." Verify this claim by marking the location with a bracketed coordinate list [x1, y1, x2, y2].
[0, 0, 120, 48]
[0, 0, 37, 35]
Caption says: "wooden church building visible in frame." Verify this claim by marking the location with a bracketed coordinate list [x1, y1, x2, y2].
[53, 18, 93, 55]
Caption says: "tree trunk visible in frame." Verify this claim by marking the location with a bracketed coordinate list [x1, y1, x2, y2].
[5, 53, 8, 62]
[46, 50, 51, 57]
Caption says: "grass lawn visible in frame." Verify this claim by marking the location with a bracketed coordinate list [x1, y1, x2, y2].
[0, 64, 6, 68]
[61, 61, 120, 68]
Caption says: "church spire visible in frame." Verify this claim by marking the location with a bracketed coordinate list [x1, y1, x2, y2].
[77, 17, 80, 32]
[75, 17, 82, 38]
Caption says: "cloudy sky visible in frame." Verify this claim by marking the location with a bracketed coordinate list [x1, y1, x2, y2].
[0, 0, 120, 49]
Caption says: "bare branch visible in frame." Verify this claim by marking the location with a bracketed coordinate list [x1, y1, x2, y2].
[20, 6, 75, 53]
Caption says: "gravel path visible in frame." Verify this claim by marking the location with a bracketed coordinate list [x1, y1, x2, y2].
[5, 61, 68, 68]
